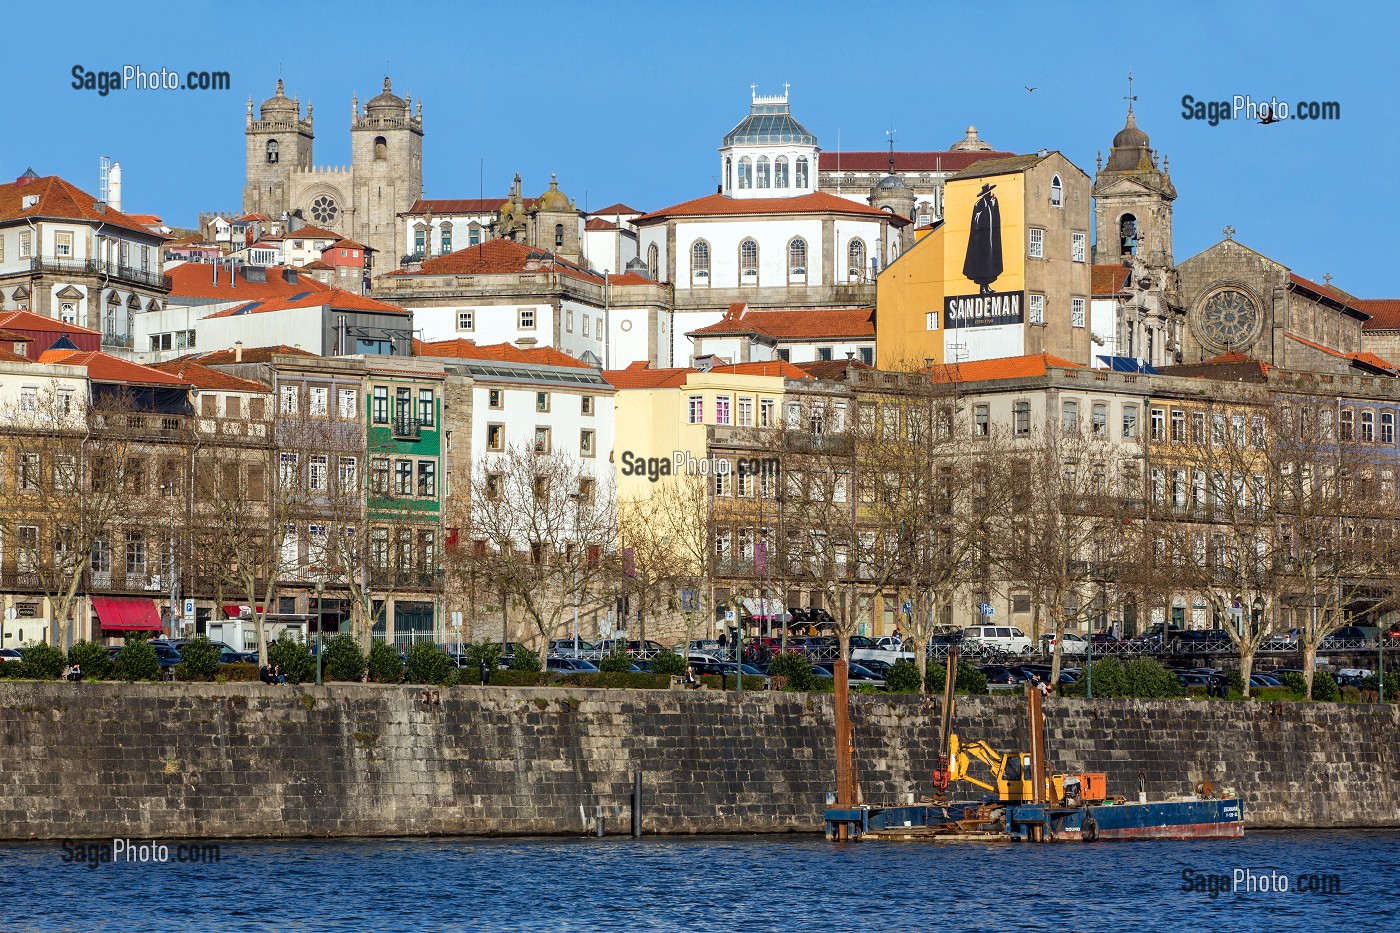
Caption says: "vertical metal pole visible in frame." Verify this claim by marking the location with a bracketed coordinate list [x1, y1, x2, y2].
[735, 621, 744, 694]
[632, 771, 642, 838]
[316, 588, 323, 686]
[1085, 634, 1093, 699]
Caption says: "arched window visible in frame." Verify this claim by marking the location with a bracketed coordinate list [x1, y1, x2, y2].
[796, 157, 809, 189]
[739, 238, 758, 282]
[1119, 213, 1138, 256]
[774, 156, 790, 188]
[848, 238, 867, 280]
[374, 136, 388, 161]
[725, 157, 733, 192]
[1050, 174, 1063, 207]
[646, 243, 659, 280]
[738, 157, 752, 189]
[691, 240, 710, 281]
[555, 224, 564, 247]
[266, 140, 279, 164]
[787, 237, 807, 278]
[756, 156, 771, 189]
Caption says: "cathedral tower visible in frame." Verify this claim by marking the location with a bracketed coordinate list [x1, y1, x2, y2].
[350, 77, 424, 265]
[244, 79, 314, 219]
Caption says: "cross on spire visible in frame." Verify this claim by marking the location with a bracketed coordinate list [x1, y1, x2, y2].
[1223, 224, 1236, 240]
[886, 128, 897, 172]
[750, 82, 757, 100]
[1324, 272, 1333, 286]
[1124, 71, 1137, 114]
[783, 81, 790, 98]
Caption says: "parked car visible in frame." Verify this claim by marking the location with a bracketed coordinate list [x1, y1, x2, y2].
[1262, 629, 1301, 651]
[687, 639, 723, 655]
[962, 625, 1035, 656]
[692, 661, 770, 687]
[1089, 631, 1122, 647]
[546, 657, 600, 673]
[548, 639, 603, 659]
[1171, 629, 1232, 652]
[1250, 674, 1282, 689]
[875, 635, 907, 652]
[1040, 632, 1090, 656]
[624, 640, 668, 658]
[979, 665, 1027, 685]
[848, 635, 914, 666]
[815, 660, 886, 687]
[859, 659, 894, 679]
[1320, 627, 1374, 651]
[1335, 668, 1374, 688]
[1175, 671, 1219, 688]
[1130, 623, 1184, 651]
[1384, 624, 1400, 647]
[219, 647, 258, 664]
[0, 648, 22, 662]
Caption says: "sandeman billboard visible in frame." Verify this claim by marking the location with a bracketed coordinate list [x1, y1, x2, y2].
[940, 172, 1025, 329]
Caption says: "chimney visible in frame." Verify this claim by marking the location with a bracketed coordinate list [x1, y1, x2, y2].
[234, 340, 243, 363]
[108, 161, 123, 212]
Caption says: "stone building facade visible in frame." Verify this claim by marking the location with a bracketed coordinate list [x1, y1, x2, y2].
[244, 78, 422, 269]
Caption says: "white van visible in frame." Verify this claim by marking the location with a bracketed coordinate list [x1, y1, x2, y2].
[962, 625, 1035, 655]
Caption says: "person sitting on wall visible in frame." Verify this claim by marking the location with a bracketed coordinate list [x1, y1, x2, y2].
[66, 662, 82, 683]
[259, 664, 276, 685]
[685, 665, 700, 689]
[273, 664, 287, 685]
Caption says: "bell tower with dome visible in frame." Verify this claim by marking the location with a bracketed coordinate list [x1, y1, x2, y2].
[243, 76, 423, 270]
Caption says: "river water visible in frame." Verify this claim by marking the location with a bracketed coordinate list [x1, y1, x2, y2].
[1, 830, 1392, 932]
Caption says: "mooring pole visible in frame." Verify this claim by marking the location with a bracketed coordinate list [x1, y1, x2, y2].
[632, 771, 643, 838]
[595, 805, 604, 837]
[835, 657, 853, 808]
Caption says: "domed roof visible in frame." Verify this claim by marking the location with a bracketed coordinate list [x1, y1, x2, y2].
[950, 126, 994, 152]
[723, 97, 817, 148]
[366, 77, 405, 113]
[536, 174, 572, 212]
[876, 174, 909, 190]
[1107, 108, 1152, 171]
[260, 79, 297, 115]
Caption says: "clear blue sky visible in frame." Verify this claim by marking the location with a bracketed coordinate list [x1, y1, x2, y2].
[7, 0, 1393, 294]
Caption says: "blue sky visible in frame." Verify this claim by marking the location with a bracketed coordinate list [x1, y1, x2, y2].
[7, 0, 1393, 294]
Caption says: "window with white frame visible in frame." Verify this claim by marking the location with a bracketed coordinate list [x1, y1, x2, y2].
[1029, 293, 1045, 325]
[338, 388, 357, 420]
[55, 231, 74, 257]
[279, 452, 299, 488]
[580, 429, 595, 457]
[582, 315, 589, 337]
[309, 386, 328, 416]
[927, 311, 940, 330]
[338, 456, 357, 490]
[774, 156, 789, 188]
[280, 385, 298, 414]
[1072, 231, 1086, 262]
[309, 455, 328, 491]
[715, 396, 731, 425]
[519, 308, 535, 329]
[739, 239, 758, 280]
[796, 157, 809, 188]
[691, 240, 710, 280]
[1071, 298, 1086, 328]
[1029, 228, 1045, 258]
[759, 398, 775, 428]
[738, 158, 752, 189]
[1050, 175, 1063, 207]
[737, 397, 753, 426]
[788, 237, 807, 277]
[688, 395, 704, 424]
[457, 310, 474, 331]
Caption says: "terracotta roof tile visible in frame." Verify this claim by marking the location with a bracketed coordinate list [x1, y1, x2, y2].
[323, 237, 370, 252]
[797, 359, 873, 380]
[204, 288, 407, 318]
[286, 225, 340, 239]
[688, 307, 875, 340]
[633, 191, 909, 226]
[602, 359, 811, 389]
[1288, 273, 1369, 318]
[817, 151, 1016, 173]
[166, 264, 330, 301]
[45, 350, 190, 386]
[0, 174, 163, 238]
[175, 345, 318, 365]
[584, 218, 618, 231]
[0, 310, 100, 335]
[0, 345, 29, 363]
[148, 360, 270, 392]
[590, 202, 642, 216]
[930, 352, 1084, 384]
[404, 197, 534, 215]
[0, 328, 32, 342]
[388, 238, 603, 284]
[124, 213, 163, 226]
[413, 338, 592, 369]
[606, 272, 654, 285]
[1092, 264, 1131, 296]
[1284, 332, 1399, 374]
[1356, 299, 1400, 331]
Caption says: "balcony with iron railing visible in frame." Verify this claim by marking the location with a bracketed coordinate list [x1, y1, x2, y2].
[30, 257, 171, 291]
[392, 415, 422, 440]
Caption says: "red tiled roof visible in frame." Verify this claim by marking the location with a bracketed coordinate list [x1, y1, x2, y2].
[590, 202, 641, 217]
[632, 191, 909, 226]
[1355, 299, 1400, 331]
[1288, 273, 1369, 319]
[817, 151, 1016, 173]
[688, 306, 875, 341]
[174, 345, 318, 365]
[148, 360, 270, 392]
[44, 350, 190, 386]
[1092, 264, 1131, 297]
[606, 272, 654, 285]
[388, 238, 603, 284]
[930, 352, 1084, 384]
[166, 264, 330, 300]
[124, 213, 163, 226]
[0, 328, 32, 342]
[0, 310, 100, 335]
[237, 213, 272, 222]
[797, 359, 873, 380]
[322, 237, 369, 252]
[0, 345, 28, 363]
[404, 197, 535, 215]
[412, 338, 593, 369]
[204, 287, 407, 318]
[602, 359, 810, 389]
[1284, 332, 1399, 374]
[286, 225, 340, 239]
[584, 218, 618, 231]
[0, 174, 164, 238]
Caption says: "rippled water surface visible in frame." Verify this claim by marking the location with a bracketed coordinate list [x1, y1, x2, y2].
[1, 830, 1393, 932]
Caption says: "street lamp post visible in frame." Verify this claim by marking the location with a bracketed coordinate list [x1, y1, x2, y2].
[315, 581, 324, 686]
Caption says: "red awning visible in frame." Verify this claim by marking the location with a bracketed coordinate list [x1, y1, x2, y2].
[92, 596, 163, 631]
[223, 605, 265, 619]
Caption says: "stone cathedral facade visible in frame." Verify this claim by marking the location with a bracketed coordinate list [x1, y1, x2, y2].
[243, 78, 423, 267]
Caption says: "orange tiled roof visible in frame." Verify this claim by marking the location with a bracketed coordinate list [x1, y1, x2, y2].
[1091, 264, 1130, 296]
[286, 225, 340, 239]
[688, 306, 875, 340]
[1284, 332, 1399, 374]
[44, 350, 189, 386]
[166, 264, 330, 300]
[413, 338, 592, 369]
[606, 272, 655, 286]
[1288, 273, 1369, 318]
[602, 359, 810, 389]
[1355, 298, 1400, 331]
[148, 360, 270, 392]
[0, 327, 31, 342]
[0, 174, 163, 238]
[0, 345, 29, 363]
[404, 197, 534, 215]
[174, 345, 318, 365]
[797, 359, 873, 380]
[204, 288, 407, 318]
[632, 191, 909, 226]
[590, 202, 641, 216]
[0, 310, 100, 335]
[388, 238, 603, 284]
[124, 213, 163, 226]
[237, 213, 273, 222]
[322, 237, 369, 252]
[930, 352, 1084, 384]
[584, 218, 618, 231]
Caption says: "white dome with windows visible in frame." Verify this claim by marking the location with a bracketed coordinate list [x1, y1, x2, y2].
[718, 87, 820, 200]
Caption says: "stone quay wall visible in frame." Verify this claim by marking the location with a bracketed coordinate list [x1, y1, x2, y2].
[1, 682, 1396, 840]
